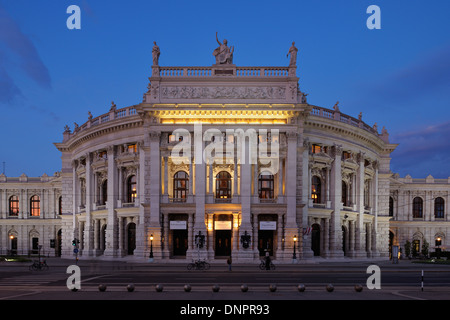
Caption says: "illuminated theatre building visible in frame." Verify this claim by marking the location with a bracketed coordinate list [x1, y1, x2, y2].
[0, 40, 449, 262]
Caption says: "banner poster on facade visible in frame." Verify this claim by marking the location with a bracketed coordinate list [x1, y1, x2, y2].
[170, 221, 187, 230]
[214, 221, 232, 230]
[259, 221, 277, 230]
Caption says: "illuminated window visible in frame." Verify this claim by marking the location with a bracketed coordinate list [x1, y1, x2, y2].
[435, 197, 445, 219]
[311, 144, 321, 154]
[168, 134, 176, 143]
[413, 197, 423, 218]
[259, 172, 274, 199]
[98, 150, 107, 159]
[30, 195, 40, 217]
[342, 151, 352, 160]
[127, 144, 137, 153]
[173, 171, 189, 199]
[216, 171, 231, 199]
[9, 196, 19, 217]
[311, 176, 321, 203]
[127, 175, 137, 203]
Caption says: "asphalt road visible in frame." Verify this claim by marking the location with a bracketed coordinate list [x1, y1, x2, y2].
[1, 258, 449, 301]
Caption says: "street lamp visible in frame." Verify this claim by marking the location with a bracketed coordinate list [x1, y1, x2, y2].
[293, 235, 297, 261]
[149, 234, 154, 259]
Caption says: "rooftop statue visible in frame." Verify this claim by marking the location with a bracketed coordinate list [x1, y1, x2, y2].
[213, 32, 234, 65]
[287, 41, 298, 66]
[152, 41, 160, 66]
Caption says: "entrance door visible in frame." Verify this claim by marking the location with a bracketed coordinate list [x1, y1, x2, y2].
[11, 237, 17, 255]
[173, 229, 188, 256]
[215, 230, 231, 256]
[258, 230, 274, 256]
[311, 224, 320, 256]
[127, 223, 136, 255]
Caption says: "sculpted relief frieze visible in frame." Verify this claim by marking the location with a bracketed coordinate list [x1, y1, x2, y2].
[160, 86, 286, 100]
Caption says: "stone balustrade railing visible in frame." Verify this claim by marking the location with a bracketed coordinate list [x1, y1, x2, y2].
[65, 106, 137, 139]
[310, 106, 378, 136]
[158, 66, 291, 78]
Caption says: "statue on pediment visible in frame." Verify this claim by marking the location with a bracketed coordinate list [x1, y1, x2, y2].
[213, 32, 234, 65]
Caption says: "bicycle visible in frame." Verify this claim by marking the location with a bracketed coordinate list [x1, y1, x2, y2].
[187, 259, 211, 270]
[259, 259, 276, 270]
[29, 260, 49, 271]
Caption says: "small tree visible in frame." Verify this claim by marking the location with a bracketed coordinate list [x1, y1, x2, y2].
[404, 240, 411, 259]
[421, 239, 429, 258]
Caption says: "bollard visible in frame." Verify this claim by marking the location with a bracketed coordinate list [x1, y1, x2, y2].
[98, 284, 107, 292]
[155, 284, 163, 292]
[326, 284, 334, 292]
[241, 284, 248, 292]
[298, 284, 306, 292]
[212, 284, 220, 292]
[269, 284, 277, 292]
[354, 284, 363, 292]
[184, 284, 192, 292]
[127, 284, 135, 292]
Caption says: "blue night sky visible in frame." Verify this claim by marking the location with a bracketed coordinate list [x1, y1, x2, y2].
[0, 0, 449, 178]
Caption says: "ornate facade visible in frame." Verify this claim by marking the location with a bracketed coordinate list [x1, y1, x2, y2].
[0, 40, 448, 262]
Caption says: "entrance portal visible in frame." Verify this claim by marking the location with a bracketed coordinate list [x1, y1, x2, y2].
[258, 230, 274, 256]
[127, 223, 136, 255]
[311, 224, 321, 256]
[215, 230, 231, 256]
[173, 229, 188, 256]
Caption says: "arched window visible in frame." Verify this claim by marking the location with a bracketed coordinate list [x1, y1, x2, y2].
[9, 196, 19, 217]
[413, 197, 423, 218]
[216, 171, 231, 199]
[342, 181, 348, 206]
[389, 196, 394, 217]
[311, 176, 321, 204]
[127, 175, 137, 203]
[30, 195, 40, 217]
[259, 172, 274, 199]
[173, 171, 189, 199]
[435, 197, 445, 219]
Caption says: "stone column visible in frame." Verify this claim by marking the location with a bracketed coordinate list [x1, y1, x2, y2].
[322, 218, 329, 257]
[194, 129, 207, 259]
[253, 213, 259, 259]
[329, 145, 344, 258]
[164, 156, 169, 198]
[148, 131, 162, 260]
[276, 214, 284, 260]
[278, 158, 284, 202]
[238, 141, 253, 262]
[300, 137, 313, 259]
[186, 213, 193, 259]
[284, 131, 299, 261]
[349, 220, 355, 257]
[104, 145, 118, 257]
[163, 212, 170, 259]
[371, 163, 379, 257]
[134, 138, 150, 258]
[84, 153, 94, 256]
[118, 216, 124, 257]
